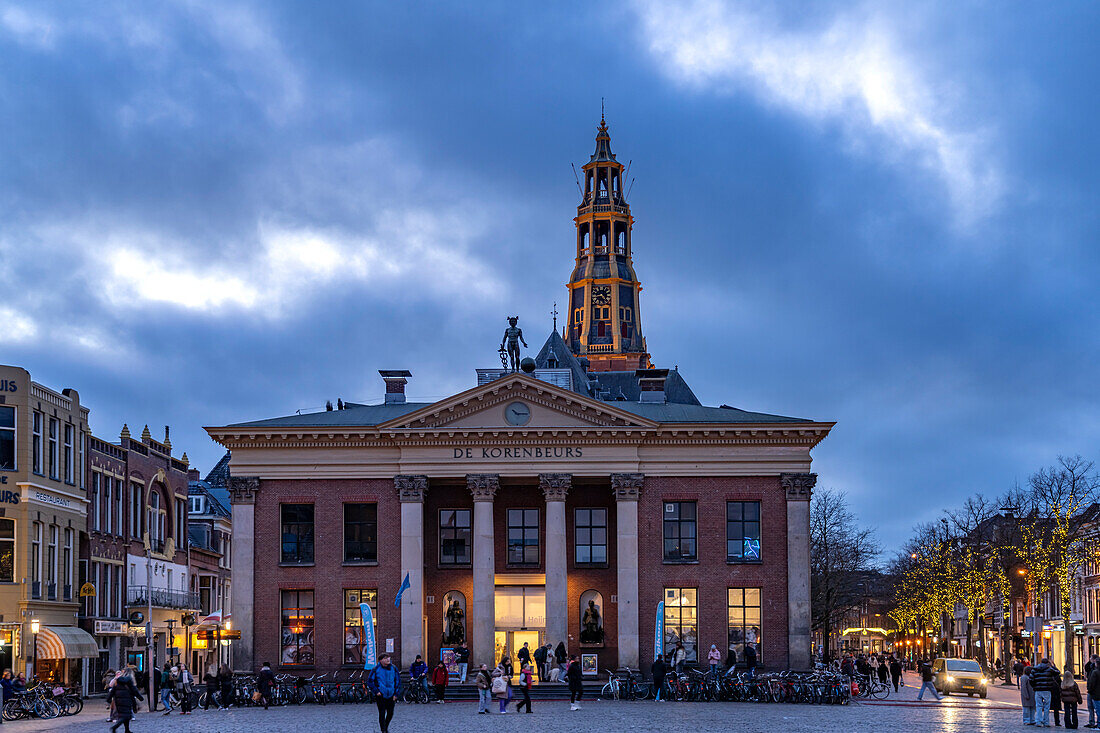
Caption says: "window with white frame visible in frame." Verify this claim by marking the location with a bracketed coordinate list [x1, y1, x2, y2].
[63, 423, 73, 483]
[47, 418, 58, 479]
[0, 518, 14, 583]
[0, 406, 15, 471]
[130, 482, 142, 537]
[91, 473, 101, 532]
[31, 522, 41, 587]
[46, 525, 57, 592]
[63, 528, 72, 597]
[32, 411, 42, 475]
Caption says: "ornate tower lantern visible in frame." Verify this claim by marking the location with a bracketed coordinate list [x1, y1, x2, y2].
[566, 115, 651, 371]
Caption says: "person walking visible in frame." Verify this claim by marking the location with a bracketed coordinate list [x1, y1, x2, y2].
[533, 643, 547, 682]
[1031, 658, 1060, 727]
[475, 664, 492, 714]
[106, 669, 143, 733]
[501, 651, 514, 682]
[178, 664, 194, 715]
[1022, 667, 1037, 726]
[567, 654, 584, 711]
[515, 663, 533, 713]
[744, 643, 758, 679]
[917, 659, 941, 702]
[431, 661, 449, 704]
[517, 642, 532, 671]
[257, 661, 275, 710]
[651, 656, 667, 702]
[877, 656, 889, 686]
[203, 667, 219, 710]
[368, 653, 401, 733]
[491, 666, 508, 714]
[455, 643, 470, 684]
[1063, 669, 1083, 729]
[707, 645, 721, 677]
[1087, 659, 1100, 729]
[889, 655, 903, 692]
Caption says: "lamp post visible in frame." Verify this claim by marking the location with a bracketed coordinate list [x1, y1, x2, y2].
[30, 619, 40, 681]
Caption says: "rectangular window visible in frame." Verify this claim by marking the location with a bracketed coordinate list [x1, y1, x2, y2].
[574, 508, 607, 564]
[343, 504, 378, 562]
[281, 504, 315, 564]
[618, 307, 633, 322]
[32, 411, 42, 474]
[131, 482, 142, 537]
[726, 501, 762, 562]
[63, 528, 72, 596]
[594, 305, 610, 320]
[114, 481, 122, 536]
[106, 476, 114, 535]
[91, 473, 101, 532]
[0, 518, 14, 583]
[507, 508, 539, 565]
[663, 501, 697, 561]
[31, 522, 41, 585]
[63, 423, 73, 483]
[439, 509, 471, 565]
[0, 406, 15, 471]
[728, 588, 762, 664]
[664, 587, 698, 662]
[189, 496, 202, 514]
[48, 418, 58, 479]
[343, 588, 378, 666]
[280, 589, 315, 666]
[47, 525, 57, 587]
[176, 499, 185, 545]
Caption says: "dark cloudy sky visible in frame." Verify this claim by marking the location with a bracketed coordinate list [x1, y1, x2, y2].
[2, 1, 1098, 551]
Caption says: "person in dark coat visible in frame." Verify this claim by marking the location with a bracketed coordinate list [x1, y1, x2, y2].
[744, 644, 758, 679]
[203, 668, 219, 710]
[651, 657, 668, 702]
[1030, 658, 1061, 727]
[566, 654, 584, 711]
[218, 665, 234, 709]
[257, 662, 275, 710]
[1062, 669, 1083, 729]
[555, 642, 567, 666]
[1086, 661, 1100, 729]
[889, 656, 903, 692]
[877, 656, 889, 684]
[532, 644, 547, 682]
[107, 671, 144, 733]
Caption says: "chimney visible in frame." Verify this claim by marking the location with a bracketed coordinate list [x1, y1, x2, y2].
[380, 370, 412, 404]
[636, 368, 669, 403]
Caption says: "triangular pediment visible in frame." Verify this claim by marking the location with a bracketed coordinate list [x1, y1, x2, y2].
[378, 373, 658, 431]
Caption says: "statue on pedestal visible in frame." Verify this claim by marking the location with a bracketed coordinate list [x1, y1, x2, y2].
[581, 599, 604, 643]
[444, 600, 465, 645]
[500, 316, 528, 372]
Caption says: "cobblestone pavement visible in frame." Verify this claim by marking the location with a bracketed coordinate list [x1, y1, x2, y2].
[8, 692, 1028, 733]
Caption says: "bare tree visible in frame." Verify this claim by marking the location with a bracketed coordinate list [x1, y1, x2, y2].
[811, 489, 879, 662]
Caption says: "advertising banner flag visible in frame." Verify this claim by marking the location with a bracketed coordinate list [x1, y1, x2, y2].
[361, 602, 377, 670]
[395, 572, 411, 607]
[654, 601, 665, 660]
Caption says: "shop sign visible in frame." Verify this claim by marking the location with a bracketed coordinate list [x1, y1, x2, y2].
[95, 620, 126, 635]
[25, 488, 75, 510]
[79, 582, 96, 597]
[450, 446, 584, 460]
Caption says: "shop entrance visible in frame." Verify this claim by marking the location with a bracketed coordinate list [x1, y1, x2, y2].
[494, 586, 544, 670]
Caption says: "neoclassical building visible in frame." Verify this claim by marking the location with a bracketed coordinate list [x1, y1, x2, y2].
[208, 120, 832, 676]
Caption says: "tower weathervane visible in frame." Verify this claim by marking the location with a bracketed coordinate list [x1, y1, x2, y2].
[552, 302, 558, 332]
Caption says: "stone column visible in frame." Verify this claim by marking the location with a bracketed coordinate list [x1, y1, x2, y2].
[468, 474, 499, 668]
[227, 476, 260, 672]
[396, 475, 428, 669]
[540, 473, 571, 650]
[781, 472, 817, 670]
[612, 473, 644, 669]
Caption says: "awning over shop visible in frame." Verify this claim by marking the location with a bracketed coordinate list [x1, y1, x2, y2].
[36, 626, 99, 660]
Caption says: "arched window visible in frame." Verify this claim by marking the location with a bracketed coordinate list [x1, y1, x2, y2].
[442, 590, 466, 646]
[579, 590, 605, 644]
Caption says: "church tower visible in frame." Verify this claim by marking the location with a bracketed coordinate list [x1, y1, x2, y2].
[565, 116, 652, 372]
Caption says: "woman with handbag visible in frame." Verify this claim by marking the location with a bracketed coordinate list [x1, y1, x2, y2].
[178, 664, 194, 714]
[107, 670, 143, 733]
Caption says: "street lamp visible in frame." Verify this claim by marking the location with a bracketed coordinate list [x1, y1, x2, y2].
[30, 619, 40, 680]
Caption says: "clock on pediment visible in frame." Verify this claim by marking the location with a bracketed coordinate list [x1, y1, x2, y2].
[503, 401, 532, 426]
[592, 286, 611, 306]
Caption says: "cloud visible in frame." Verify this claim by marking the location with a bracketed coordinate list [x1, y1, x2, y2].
[632, 0, 1002, 225]
[0, 4, 54, 48]
[0, 307, 37, 343]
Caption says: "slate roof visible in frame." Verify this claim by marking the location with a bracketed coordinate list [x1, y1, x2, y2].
[220, 329, 810, 428]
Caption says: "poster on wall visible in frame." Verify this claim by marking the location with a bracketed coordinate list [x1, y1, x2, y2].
[440, 647, 459, 677]
[581, 653, 598, 677]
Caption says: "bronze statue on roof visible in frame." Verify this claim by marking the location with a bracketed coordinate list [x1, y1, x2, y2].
[500, 316, 528, 372]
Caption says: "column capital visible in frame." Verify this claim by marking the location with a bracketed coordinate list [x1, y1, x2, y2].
[780, 473, 817, 501]
[539, 473, 571, 501]
[467, 474, 500, 501]
[611, 473, 644, 501]
[395, 475, 429, 502]
[228, 476, 260, 505]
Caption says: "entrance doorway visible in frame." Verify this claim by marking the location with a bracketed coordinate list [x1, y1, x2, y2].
[494, 586, 544, 670]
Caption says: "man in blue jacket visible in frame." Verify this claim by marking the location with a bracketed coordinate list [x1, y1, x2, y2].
[368, 654, 401, 733]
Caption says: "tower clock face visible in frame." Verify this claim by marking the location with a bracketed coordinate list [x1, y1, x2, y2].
[504, 401, 532, 426]
[592, 286, 611, 305]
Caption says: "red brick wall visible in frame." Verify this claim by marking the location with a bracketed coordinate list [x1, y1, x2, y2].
[423, 481, 473, 665]
[566, 481, 618, 667]
[637, 476, 789, 671]
[253, 478, 401, 673]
